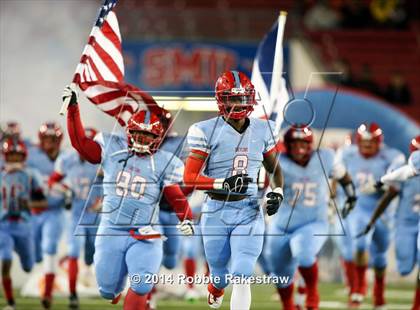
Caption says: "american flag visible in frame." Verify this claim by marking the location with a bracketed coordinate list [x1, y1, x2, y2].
[73, 0, 164, 126]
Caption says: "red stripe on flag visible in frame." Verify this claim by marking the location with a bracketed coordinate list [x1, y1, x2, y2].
[86, 56, 104, 81]
[91, 36, 123, 81]
[102, 19, 122, 54]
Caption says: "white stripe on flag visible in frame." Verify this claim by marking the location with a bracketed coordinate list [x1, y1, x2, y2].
[95, 29, 124, 75]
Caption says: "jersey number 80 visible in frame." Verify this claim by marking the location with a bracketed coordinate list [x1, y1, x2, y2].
[116, 171, 146, 199]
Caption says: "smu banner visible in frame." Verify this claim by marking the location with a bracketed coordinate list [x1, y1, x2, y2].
[122, 42, 288, 95]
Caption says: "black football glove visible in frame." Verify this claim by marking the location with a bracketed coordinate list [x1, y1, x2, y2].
[266, 189, 284, 216]
[62, 84, 78, 106]
[222, 174, 253, 194]
[341, 196, 357, 219]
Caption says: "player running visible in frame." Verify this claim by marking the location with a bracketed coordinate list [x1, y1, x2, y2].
[266, 125, 357, 310]
[183, 70, 284, 310]
[339, 123, 405, 309]
[48, 127, 103, 309]
[358, 135, 420, 310]
[63, 84, 194, 310]
[379, 137, 420, 183]
[26, 122, 66, 309]
[0, 138, 47, 310]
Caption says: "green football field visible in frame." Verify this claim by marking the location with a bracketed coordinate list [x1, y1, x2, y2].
[3, 282, 414, 310]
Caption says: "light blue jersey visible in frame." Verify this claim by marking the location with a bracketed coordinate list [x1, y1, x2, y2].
[0, 167, 42, 219]
[187, 117, 276, 197]
[409, 150, 420, 175]
[27, 146, 66, 209]
[339, 145, 405, 211]
[94, 133, 184, 228]
[396, 175, 420, 226]
[55, 151, 102, 219]
[273, 149, 341, 231]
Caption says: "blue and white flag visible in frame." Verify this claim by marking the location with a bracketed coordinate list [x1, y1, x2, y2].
[251, 12, 289, 133]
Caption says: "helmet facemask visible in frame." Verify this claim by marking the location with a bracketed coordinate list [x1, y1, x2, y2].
[216, 89, 255, 120]
[2, 139, 27, 171]
[356, 124, 383, 158]
[127, 130, 161, 155]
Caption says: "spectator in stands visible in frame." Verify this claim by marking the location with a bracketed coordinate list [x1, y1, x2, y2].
[341, 1, 371, 28]
[370, 0, 398, 27]
[357, 64, 381, 97]
[304, 0, 341, 30]
[384, 71, 412, 105]
[330, 59, 357, 88]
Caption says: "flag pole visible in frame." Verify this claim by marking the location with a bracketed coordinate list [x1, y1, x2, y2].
[59, 0, 112, 115]
[269, 11, 287, 122]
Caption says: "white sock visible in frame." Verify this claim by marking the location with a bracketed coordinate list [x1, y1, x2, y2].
[230, 283, 251, 310]
[43, 254, 57, 273]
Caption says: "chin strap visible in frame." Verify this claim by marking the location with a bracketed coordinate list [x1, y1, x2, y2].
[4, 163, 24, 172]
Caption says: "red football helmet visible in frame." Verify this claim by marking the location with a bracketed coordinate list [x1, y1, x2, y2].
[38, 122, 63, 154]
[409, 135, 420, 153]
[2, 138, 27, 161]
[2, 121, 21, 140]
[355, 123, 383, 158]
[215, 71, 256, 120]
[284, 124, 314, 165]
[126, 110, 164, 154]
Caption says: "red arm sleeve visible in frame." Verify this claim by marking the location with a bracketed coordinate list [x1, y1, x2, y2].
[163, 184, 193, 221]
[48, 171, 64, 189]
[183, 153, 217, 190]
[67, 105, 102, 164]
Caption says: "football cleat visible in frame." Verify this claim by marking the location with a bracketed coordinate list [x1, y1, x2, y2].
[41, 298, 51, 309]
[207, 291, 224, 309]
[68, 293, 79, 309]
[110, 293, 122, 305]
[349, 293, 364, 308]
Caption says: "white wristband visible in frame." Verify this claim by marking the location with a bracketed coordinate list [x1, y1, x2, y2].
[273, 187, 284, 197]
[213, 178, 224, 190]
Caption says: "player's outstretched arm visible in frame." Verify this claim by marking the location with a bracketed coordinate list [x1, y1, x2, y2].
[380, 164, 417, 183]
[262, 152, 284, 216]
[356, 188, 399, 237]
[63, 85, 102, 164]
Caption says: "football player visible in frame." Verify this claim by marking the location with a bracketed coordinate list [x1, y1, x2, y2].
[339, 123, 405, 309]
[62, 84, 194, 310]
[0, 138, 47, 310]
[265, 125, 356, 310]
[379, 136, 420, 183]
[183, 70, 284, 310]
[48, 127, 103, 309]
[0, 122, 23, 169]
[359, 135, 420, 310]
[26, 122, 66, 309]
